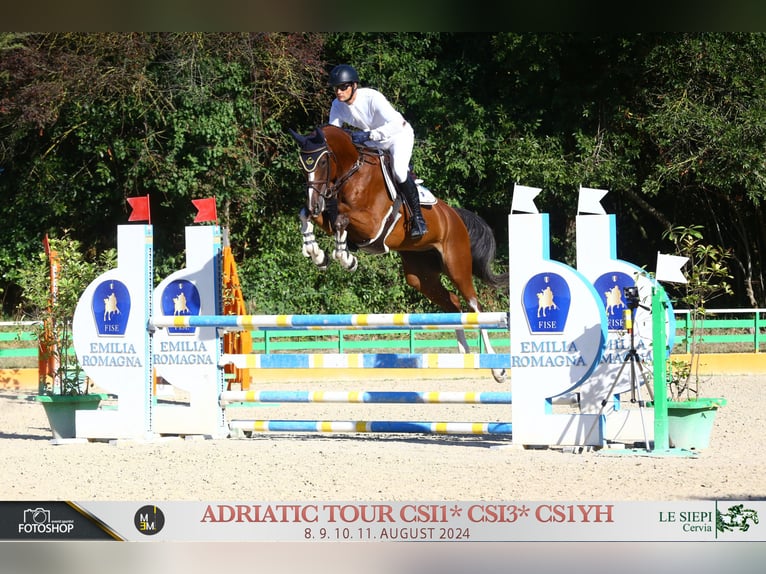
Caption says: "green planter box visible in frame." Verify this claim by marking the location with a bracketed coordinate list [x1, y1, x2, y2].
[36, 394, 107, 440]
[666, 397, 727, 450]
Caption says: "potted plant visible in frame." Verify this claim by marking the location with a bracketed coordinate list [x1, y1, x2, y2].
[660, 224, 733, 449]
[15, 234, 116, 441]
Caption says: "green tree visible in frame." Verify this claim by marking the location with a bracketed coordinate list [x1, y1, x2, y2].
[634, 33, 766, 307]
[3, 33, 765, 317]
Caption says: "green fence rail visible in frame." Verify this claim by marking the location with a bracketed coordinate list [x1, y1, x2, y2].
[252, 328, 509, 354]
[2, 309, 764, 368]
[672, 309, 766, 353]
[0, 322, 40, 364]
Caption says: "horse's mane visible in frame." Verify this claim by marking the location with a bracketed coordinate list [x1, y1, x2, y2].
[320, 124, 356, 145]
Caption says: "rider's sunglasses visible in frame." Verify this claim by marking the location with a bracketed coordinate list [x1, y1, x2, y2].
[334, 82, 354, 92]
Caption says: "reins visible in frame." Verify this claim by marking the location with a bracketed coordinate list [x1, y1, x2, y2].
[299, 132, 375, 200]
[323, 152, 365, 199]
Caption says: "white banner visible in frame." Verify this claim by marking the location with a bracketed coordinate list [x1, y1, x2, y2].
[37, 500, 761, 542]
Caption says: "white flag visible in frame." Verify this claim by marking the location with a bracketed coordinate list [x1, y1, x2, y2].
[511, 184, 542, 214]
[577, 186, 608, 215]
[656, 252, 688, 283]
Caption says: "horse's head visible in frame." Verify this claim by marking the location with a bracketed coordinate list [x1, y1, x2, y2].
[289, 127, 332, 217]
[289, 125, 360, 218]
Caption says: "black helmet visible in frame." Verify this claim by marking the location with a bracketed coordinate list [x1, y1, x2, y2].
[329, 64, 359, 87]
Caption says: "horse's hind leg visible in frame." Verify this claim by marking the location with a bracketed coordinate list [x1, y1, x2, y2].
[480, 329, 507, 383]
[401, 251, 462, 311]
[439, 241, 509, 383]
[299, 207, 328, 270]
[400, 251, 473, 353]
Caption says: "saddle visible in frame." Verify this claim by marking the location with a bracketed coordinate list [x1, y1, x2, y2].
[350, 149, 436, 254]
[368, 148, 437, 205]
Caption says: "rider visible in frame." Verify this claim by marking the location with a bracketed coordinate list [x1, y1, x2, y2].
[327, 64, 428, 239]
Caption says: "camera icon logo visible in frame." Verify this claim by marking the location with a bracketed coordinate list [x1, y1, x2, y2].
[24, 507, 51, 524]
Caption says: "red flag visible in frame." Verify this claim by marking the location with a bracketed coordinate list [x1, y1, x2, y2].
[127, 195, 151, 223]
[192, 197, 218, 223]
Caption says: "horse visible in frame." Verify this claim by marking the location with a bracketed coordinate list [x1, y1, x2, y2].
[288, 124, 509, 382]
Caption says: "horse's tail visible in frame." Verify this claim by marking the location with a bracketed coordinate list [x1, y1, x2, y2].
[455, 207, 509, 293]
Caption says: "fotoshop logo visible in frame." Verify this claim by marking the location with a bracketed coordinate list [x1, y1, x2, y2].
[18, 506, 74, 535]
[134, 505, 166, 535]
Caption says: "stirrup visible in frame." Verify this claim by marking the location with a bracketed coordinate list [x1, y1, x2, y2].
[410, 217, 427, 238]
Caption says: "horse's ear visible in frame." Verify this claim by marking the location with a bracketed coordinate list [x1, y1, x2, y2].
[315, 126, 327, 144]
[288, 128, 305, 146]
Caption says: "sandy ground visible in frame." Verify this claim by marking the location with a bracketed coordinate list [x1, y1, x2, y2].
[1, 372, 764, 502]
[3, 374, 764, 574]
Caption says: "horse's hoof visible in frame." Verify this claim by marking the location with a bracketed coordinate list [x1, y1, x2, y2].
[315, 252, 329, 270]
[492, 369, 507, 384]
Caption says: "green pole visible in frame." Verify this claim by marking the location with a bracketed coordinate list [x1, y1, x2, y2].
[652, 284, 670, 451]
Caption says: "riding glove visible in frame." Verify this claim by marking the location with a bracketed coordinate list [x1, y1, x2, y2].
[351, 130, 371, 144]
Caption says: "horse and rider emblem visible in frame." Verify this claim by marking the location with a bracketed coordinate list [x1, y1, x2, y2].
[717, 504, 759, 533]
[92, 280, 131, 336]
[522, 273, 571, 333]
[593, 271, 634, 331]
[161, 279, 201, 335]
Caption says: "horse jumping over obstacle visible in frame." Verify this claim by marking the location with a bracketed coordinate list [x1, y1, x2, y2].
[289, 124, 508, 382]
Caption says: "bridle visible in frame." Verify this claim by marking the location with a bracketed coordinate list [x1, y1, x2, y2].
[298, 131, 365, 201]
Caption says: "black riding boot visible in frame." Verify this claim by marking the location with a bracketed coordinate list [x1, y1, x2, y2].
[398, 176, 428, 238]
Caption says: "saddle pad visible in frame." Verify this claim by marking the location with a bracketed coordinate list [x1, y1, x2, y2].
[416, 181, 437, 205]
[378, 159, 438, 205]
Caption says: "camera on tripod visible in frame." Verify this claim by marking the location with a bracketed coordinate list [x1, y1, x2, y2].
[623, 285, 640, 310]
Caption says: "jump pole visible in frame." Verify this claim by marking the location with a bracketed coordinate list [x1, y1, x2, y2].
[223, 390, 513, 435]
[219, 390, 512, 405]
[229, 420, 512, 435]
[150, 312, 509, 330]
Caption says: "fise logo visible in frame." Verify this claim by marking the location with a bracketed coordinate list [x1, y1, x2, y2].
[134, 505, 165, 535]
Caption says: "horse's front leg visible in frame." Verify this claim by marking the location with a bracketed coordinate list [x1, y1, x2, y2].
[299, 207, 328, 270]
[332, 214, 358, 272]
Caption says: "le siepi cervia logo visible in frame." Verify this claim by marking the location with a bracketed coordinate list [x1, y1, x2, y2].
[160, 279, 201, 335]
[593, 271, 634, 332]
[717, 504, 760, 534]
[522, 273, 571, 333]
[92, 280, 131, 336]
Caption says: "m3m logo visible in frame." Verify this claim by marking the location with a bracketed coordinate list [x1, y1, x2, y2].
[134, 505, 165, 535]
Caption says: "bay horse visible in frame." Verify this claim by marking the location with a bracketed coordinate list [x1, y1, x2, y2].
[289, 124, 508, 382]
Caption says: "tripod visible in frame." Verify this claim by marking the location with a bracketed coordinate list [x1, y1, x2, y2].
[587, 298, 654, 450]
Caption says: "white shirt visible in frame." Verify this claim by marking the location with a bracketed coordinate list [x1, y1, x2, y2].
[328, 87, 408, 148]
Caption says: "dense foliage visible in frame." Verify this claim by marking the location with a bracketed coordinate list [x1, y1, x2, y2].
[2, 33, 765, 318]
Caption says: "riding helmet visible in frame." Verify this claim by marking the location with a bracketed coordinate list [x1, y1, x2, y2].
[329, 64, 360, 87]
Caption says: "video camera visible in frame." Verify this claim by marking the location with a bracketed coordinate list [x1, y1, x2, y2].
[623, 285, 640, 310]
